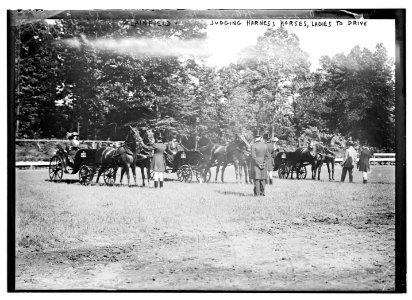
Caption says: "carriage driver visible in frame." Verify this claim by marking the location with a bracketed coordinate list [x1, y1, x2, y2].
[60, 132, 80, 170]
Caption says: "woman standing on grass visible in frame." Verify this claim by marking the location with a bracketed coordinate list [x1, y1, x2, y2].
[151, 132, 167, 188]
[358, 145, 373, 184]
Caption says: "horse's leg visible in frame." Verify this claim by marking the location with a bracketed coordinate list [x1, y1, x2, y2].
[331, 160, 335, 180]
[244, 161, 249, 184]
[131, 163, 137, 186]
[317, 161, 322, 180]
[124, 164, 130, 186]
[215, 163, 220, 182]
[221, 161, 228, 183]
[140, 166, 145, 187]
[120, 167, 125, 185]
[326, 161, 331, 180]
[146, 161, 151, 186]
[96, 162, 108, 183]
[233, 160, 239, 183]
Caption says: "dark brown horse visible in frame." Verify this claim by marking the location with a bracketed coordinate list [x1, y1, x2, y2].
[316, 147, 336, 180]
[220, 135, 250, 183]
[199, 135, 250, 183]
[293, 143, 325, 180]
[95, 125, 142, 186]
[132, 128, 155, 186]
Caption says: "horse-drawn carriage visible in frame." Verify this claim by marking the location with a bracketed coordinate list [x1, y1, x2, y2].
[165, 150, 211, 183]
[276, 152, 308, 179]
[48, 147, 117, 186]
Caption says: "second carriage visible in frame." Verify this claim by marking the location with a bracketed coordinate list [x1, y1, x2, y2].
[276, 152, 308, 180]
[165, 150, 211, 183]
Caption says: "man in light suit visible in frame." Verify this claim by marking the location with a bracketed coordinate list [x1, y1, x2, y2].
[341, 140, 357, 183]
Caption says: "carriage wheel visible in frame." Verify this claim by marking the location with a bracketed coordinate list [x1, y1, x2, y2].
[178, 165, 192, 183]
[297, 166, 307, 179]
[104, 167, 116, 186]
[79, 165, 92, 186]
[49, 156, 64, 182]
[278, 163, 289, 179]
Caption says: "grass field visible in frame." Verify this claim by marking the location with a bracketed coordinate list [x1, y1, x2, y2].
[14, 165, 396, 291]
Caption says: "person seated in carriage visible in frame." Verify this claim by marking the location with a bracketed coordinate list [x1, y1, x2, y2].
[166, 132, 179, 164]
[58, 132, 80, 171]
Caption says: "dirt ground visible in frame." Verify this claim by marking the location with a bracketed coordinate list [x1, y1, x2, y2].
[15, 219, 395, 291]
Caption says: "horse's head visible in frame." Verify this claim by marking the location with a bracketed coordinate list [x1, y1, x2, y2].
[139, 127, 155, 146]
[235, 134, 250, 152]
[125, 125, 142, 150]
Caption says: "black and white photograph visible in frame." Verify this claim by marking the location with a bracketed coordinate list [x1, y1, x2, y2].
[8, 6, 406, 292]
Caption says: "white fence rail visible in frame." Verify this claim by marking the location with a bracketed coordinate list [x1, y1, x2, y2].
[335, 153, 395, 165]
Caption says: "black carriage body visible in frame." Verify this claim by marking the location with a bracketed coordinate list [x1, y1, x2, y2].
[72, 148, 98, 174]
[172, 150, 203, 172]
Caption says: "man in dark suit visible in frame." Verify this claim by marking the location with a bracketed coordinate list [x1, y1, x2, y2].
[357, 145, 373, 184]
[251, 130, 270, 196]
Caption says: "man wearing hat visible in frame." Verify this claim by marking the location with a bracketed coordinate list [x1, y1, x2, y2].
[60, 132, 80, 170]
[357, 145, 373, 184]
[251, 129, 271, 196]
[152, 132, 167, 188]
[341, 140, 357, 183]
[263, 133, 276, 185]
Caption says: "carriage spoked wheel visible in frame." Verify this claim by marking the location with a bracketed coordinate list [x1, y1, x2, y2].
[297, 166, 307, 180]
[278, 163, 290, 179]
[79, 165, 93, 186]
[103, 167, 116, 186]
[49, 156, 64, 182]
[178, 165, 192, 183]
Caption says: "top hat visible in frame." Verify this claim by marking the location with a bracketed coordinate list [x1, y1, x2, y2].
[155, 132, 163, 139]
[253, 129, 261, 137]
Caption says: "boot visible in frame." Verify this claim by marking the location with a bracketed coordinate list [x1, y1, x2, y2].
[269, 178, 273, 185]
[363, 179, 367, 184]
[154, 181, 158, 188]
[160, 181, 163, 188]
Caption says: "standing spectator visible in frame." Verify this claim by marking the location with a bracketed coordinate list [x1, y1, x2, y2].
[151, 132, 167, 188]
[251, 130, 270, 196]
[263, 133, 275, 185]
[358, 145, 373, 184]
[340, 141, 357, 183]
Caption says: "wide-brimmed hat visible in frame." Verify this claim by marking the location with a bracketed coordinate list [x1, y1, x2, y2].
[263, 133, 269, 139]
[72, 132, 79, 137]
[272, 137, 279, 142]
[171, 132, 177, 138]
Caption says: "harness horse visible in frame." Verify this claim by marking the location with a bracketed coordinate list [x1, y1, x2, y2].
[200, 135, 250, 184]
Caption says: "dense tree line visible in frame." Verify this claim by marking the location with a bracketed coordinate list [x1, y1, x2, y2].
[13, 18, 395, 150]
